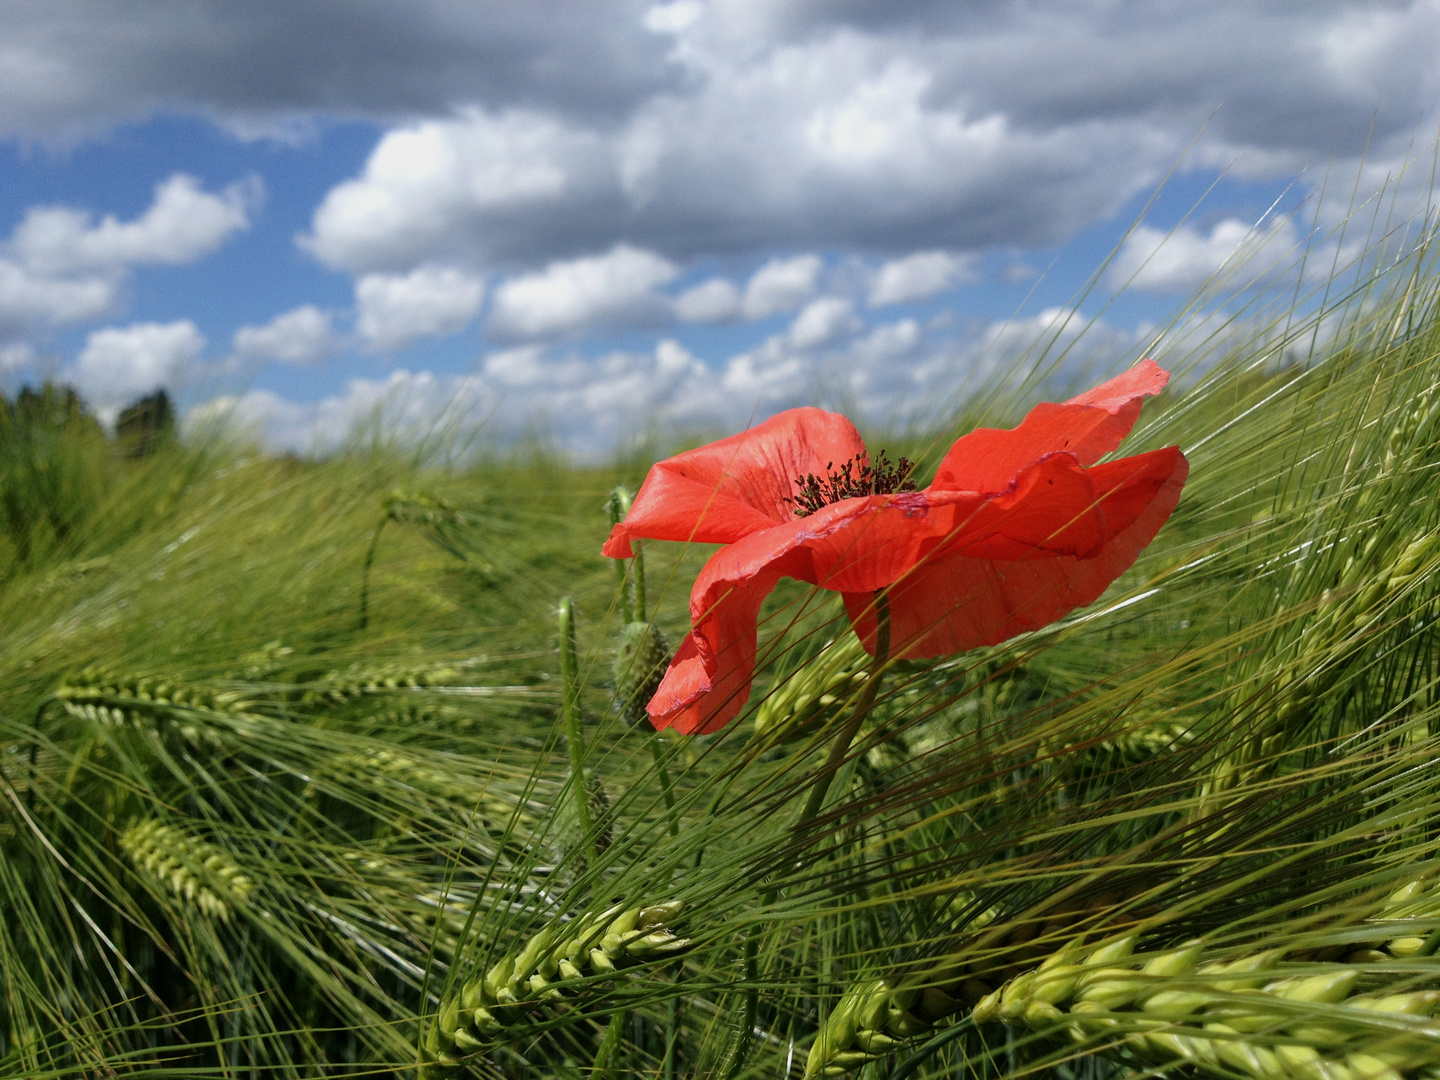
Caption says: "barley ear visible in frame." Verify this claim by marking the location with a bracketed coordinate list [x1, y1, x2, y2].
[420, 900, 690, 1074]
[120, 819, 253, 921]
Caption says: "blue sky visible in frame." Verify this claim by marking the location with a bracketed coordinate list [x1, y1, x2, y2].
[1, 1, 1436, 456]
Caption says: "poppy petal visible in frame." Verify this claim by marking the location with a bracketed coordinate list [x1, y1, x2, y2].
[847, 446, 1188, 657]
[646, 492, 925, 734]
[647, 538, 812, 735]
[604, 407, 867, 557]
[930, 360, 1169, 494]
[800, 492, 948, 593]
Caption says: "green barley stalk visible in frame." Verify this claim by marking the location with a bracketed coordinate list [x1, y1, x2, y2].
[421, 900, 690, 1074]
[298, 660, 466, 705]
[969, 878, 1440, 1080]
[1194, 492, 1440, 822]
[53, 668, 262, 745]
[806, 875, 1440, 1078]
[360, 488, 484, 629]
[119, 818, 253, 921]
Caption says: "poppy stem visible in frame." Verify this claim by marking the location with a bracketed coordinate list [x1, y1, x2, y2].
[558, 597, 599, 872]
[794, 590, 891, 831]
[724, 597, 893, 1080]
[633, 538, 647, 622]
[607, 485, 637, 623]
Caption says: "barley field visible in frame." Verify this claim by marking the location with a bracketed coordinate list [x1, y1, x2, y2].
[6, 193, 1440, 1080]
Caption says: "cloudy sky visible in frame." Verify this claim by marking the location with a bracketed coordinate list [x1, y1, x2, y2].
[1, 0, 1437, 455]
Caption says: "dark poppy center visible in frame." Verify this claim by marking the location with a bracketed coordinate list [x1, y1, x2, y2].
[785, 450, 918, 516]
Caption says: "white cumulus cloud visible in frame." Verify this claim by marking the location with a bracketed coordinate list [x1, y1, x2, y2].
[0, 174, 257, 344]
[673, 277, 741, 322]
[233, 305, 340, 365]
[488, 244, 677, 340]
[303, 109, 608, 272]
[72, 320, 205, 418]
[742, 255, 822, 320]
[186, 299, 1227, 460]
[868, 251, 978, 306]
[1108, 217, 1302, 294]
[0, 260, 116, 338]
[355, 265, 486, 351]
[788, 297, 859, 349]
[13, 173, 258, 276]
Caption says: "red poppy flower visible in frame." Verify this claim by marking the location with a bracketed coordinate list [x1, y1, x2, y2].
[604, 360, 1188, 735]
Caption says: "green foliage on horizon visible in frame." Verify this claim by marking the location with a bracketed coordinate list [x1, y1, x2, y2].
[7, 177, 1440, 1080]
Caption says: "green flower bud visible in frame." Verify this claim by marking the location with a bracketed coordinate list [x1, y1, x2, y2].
[614, 622, 670, 725]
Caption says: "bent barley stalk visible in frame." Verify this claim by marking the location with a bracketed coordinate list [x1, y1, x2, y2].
[1195, 388, 1440, 823]
[55, 670, 261, 745]
[299, 661, 465, 705]
[1086, 721, 1196, 763]
[802, 892, 1135, 1077]
[119, 819, 253, 921]
[804, 875, 1440, 1077]
[753, 634, 870, 743]
[314, 746, 541, 818]
[421, 900, 690, 1075]
[1194, 525, 1440, 824]
[384, 489, 473, 530]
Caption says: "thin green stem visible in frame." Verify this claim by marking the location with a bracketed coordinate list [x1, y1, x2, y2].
[607, 486, 636, 623]
[633, 538, 647, 622]
[794, 590, 891, 832]
[649, 734, 680, 838]
[594, 1009, 626, 1079]
[1418, 923, 1440, 957]
[614, 562, 634, 624]
[663, 993, 678, 1080]
[558, 597, 597, 870]
[356, 517, 387, 630]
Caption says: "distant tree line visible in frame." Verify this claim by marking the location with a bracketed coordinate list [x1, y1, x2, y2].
[0, 383, 176, 569]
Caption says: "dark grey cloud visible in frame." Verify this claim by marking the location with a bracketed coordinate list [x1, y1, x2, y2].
[5, 0, 1439, 312]
[279, 0, 1439, 274]
[0, 0, 673, 136]
[918, 1, 1432, 157]
[2, 0, 1432, 159]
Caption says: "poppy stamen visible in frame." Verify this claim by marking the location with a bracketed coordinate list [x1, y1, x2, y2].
[786, 450, 917, 516]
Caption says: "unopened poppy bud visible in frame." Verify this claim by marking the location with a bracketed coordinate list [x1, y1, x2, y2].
[558, 768, 613, 870]
[614, 622, 669, 725]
